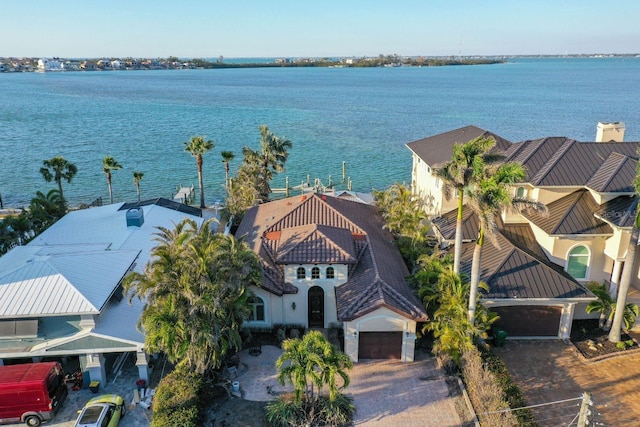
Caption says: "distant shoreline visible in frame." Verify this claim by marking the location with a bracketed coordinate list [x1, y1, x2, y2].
[1, 56, 507, 73]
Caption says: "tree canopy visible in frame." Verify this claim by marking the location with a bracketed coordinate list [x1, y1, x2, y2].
[124, 218, 262, 374]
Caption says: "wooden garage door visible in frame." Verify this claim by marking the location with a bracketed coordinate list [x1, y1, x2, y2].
[358, 332, 402, 359]
[493, 306, 562, 336]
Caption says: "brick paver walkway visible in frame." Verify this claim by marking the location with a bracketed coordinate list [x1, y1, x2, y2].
[349, 359, 461, 427]
[494, 340, 640, 427]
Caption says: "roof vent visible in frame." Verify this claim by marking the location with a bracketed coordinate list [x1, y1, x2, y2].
[126, 207, 144, 227]
[596, 122, 625, 142]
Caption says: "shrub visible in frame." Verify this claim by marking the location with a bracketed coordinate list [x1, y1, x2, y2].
[477, 349, 537, 426]
[151, 363, 204, 427]
[265, 393, 355, 427]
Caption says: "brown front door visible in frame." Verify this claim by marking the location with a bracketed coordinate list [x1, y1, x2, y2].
[308, 286, 324, 328]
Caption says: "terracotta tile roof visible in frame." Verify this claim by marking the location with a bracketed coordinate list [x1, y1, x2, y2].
[236, 194, 427, 320]
[406, 125, 512, 168]
[595, 195, 639, 228]
[522, 189, 612, 235]
[456, 223, 593, 300]
[263, 224, 358, 264]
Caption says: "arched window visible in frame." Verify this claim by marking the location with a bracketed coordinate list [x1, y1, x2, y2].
[567, 245, 590, 279]
[297, 267, 306, 279]
[247, 296, 265, 321]
[516, 186, 526, 198]
[326, 266, 335, 279]
[311, 267, 320, 279]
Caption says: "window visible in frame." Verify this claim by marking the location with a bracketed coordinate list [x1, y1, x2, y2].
[311, 267, 320, 279]
[516, 186, 526, 198]
[326, 266, 335, 279]
[567, 245, 590, 279]
[247, 296, 265, 321]
[296, 267, 306, 279]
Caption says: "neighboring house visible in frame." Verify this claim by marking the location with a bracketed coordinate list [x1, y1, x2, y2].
[0, 198, 203, 385]
[409, 122, 640, 338]
[37, 58, 64, 72]
[406, 125, 512, 216]
[235, 193, 428, 362]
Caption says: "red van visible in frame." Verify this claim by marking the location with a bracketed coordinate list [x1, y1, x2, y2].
[0, 362, 68, 426]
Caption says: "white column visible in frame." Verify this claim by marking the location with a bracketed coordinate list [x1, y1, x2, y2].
[559, 304, 575, 339]
[86, 353, 107, 385]
[403, 331, 416, 362]
[136, 351, 150, 383]
[610, 260, 623, 298]
[343, 324, 359, 362]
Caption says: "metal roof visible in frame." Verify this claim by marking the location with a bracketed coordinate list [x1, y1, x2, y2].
[406, 125, 512, 168]
[522, 189, 612, 235]
[0, 201, 203, 350]
[456, 224, 593, 300]
[595, 195, 639, 228]
[0, 247, 139, 317]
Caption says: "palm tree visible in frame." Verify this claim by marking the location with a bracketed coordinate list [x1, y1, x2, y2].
[102, 156, 122, 204]
[276, 331, 352, 404]
[221, 150, 235, 192]
[184, 135, 214, 208]
[133, 171, 144, 202]
[28, 189, 66, 235]
[437, 136, 501, 274]
[426, 269, 491, 365]
[124, 218, 262, 374]
[586, 282, 614, 330]
[466, 162, 546, 323]
[244, 125, 292, 203]
[609, 160, 640, 342]
[40, 156, 78, 204]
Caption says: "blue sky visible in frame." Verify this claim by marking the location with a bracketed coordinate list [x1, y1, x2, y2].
[3, 0, 639, 58]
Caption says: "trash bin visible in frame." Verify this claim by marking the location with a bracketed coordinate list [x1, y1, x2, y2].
[493, 327, 508, 347]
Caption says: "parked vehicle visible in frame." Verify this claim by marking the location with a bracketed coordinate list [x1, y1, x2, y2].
[0, 361, 68, 426]
[74, 394, 125, 427]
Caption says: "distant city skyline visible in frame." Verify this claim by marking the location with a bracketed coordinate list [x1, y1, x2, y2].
[3, 0, 639, 58]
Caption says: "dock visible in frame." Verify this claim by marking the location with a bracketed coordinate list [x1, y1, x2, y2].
[173, 184, 195, 205]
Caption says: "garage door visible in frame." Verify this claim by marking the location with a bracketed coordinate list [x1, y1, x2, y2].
[493, 306, 562, 336]
[358, 332, 402, 359]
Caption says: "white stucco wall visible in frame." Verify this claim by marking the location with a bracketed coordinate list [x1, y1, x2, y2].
[412, 155, 450, 216]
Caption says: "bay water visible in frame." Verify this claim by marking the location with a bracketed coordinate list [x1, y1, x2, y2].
[1, 57, 639, 208]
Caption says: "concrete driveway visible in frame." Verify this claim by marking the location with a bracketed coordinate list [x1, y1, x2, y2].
[494, 340, 640, 427]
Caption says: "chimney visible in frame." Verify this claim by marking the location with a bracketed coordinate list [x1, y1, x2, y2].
[126, 207, 144, 227]
[596, 122, 625, 142]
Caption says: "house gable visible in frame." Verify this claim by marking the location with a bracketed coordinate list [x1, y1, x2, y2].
[522, 189, 612, 236]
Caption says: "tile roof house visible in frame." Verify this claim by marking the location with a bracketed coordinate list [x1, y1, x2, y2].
[0, 199, 203, 385]
[410, 122, 640, 338]
[235, 193, 428, 362]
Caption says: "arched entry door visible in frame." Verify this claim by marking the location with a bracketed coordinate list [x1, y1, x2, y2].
[308, 286, 324, 328]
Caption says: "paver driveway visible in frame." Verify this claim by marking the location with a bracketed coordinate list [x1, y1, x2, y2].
[237, 345, 461, 427]
[348, 359, 461, 427]
[494, 340, 640, 427]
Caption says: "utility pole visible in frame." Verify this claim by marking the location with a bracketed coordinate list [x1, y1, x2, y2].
[577, 392, 593, 426]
